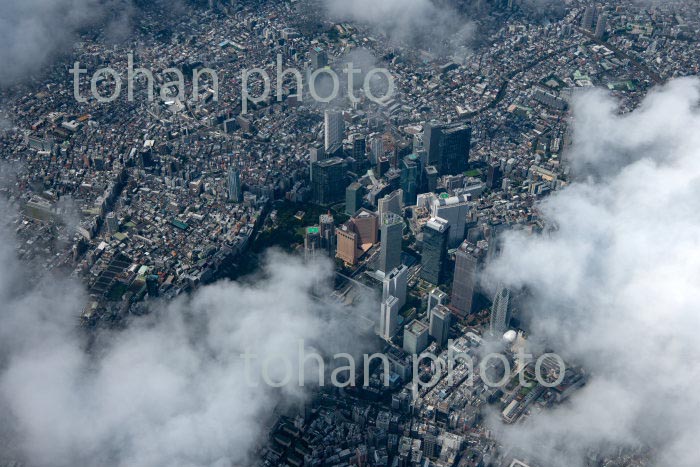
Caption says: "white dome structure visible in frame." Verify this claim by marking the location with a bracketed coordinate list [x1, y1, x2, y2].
[503, 330, 517, 344]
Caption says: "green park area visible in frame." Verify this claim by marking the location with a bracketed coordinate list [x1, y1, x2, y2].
[252, 201, 348, 254]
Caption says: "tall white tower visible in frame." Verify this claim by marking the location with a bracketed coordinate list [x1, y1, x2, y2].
[489, 286, 511, 337]
[379, 295, 399, 340]
[382, 265, 408, 309]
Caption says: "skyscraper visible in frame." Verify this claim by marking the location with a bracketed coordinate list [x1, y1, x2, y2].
[581, 5, 595, 30]
[311, 157, 345, 205]
[319, 213, 335, 257]
[431, 194, 472, 248]
[335, 209, 378, 265]
[228, 167, 243, 203]
[424, 122, 441, 168]
[420, 217, 449, 285]
[353, 208, 378, 247]
[486, 162, 503, 189]
[489, 286, 512, 336]
[370, 137, 384, 164]
[595, 12, 608, 39]
[400, 154, 420, 205]
[379, 213, 404, 274]
[352, 133, 366, 163]
[423, 434, 437, 459]
[427, 288, 447, 314]
[345, 182, 364, 215]
[304, 226, 321, 262]
[379, 295, 399, 340]
[423, 122, 471, 176]
[424, 165, 438, 192]
[324, 110, 344, 151]
[383, 264, 409, 309]
[336, 224, 359, 265]
[441, 124, 472, 176]
[403, 319, 429, 355]
[106, 212, 118, 233]
[310, 47, 328, 70]
[376, 156, 390, 178]
[378, 189, 403, 222]
[429, 304, 451, 347]
[223, 118, 238, 134]
[452, 241, 478, 317]
[309, 143, 326, 164]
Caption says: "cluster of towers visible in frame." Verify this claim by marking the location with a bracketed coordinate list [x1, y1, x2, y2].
[582, 4, 609, 40]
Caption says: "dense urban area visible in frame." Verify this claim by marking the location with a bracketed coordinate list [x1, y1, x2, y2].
[0, 0, 699, 466]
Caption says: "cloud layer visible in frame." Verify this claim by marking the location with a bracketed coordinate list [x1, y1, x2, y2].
[484, 77, 700, 465]
[0, 0, 184, 86]
[322, 0, 475, 54]
[0, 204, 374, 466]
[0, 0, 114, 85]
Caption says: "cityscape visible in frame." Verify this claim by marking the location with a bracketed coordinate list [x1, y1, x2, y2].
[0, 1, 699, 467]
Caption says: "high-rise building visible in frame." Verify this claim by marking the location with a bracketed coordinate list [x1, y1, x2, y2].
[379, 213, 404, 274]
[423, 122, 442, 168]
[441, 124, 472, 175]
[489, 286, 512, 336]
[310, 47, 328, 70]
[335, 209, 378, 265]
[595, 12, 608, 39]
[431, 194, 472, 248]
[324, 110, 344, 151]
[106, 212, 118, 233]
[345, 182, 364, 215]
[403, 319, 429, 355]
[394, 140, 412, 168]
[378, 189, 404, 222]
[423, 434, 437, 459]
[375, 156, 390, 178]
[427, 288, 447, 314]
[379, 295, 399, 340]
[424, 165, 438, 192]
[336, 224, 359, 265]
[400, 154, 420, 205]
[487, 162, 503, 189]
[581, 5, 595, 30]
[452, 241, 478, 317]
[228, 167, 243, 203]
[353, 208, 378, 246]
[319, 213, 335, 257]
[223, 118, 238, 134]
[304, 226, 321, 262]
[420, 217, 449, 285]
[309, 145, 325, 183]
[424, 122, 471, 175]
[413, 132, 424, 152]
[429, 304, 451, 347]
[370, 137, 384, 164]
[383, 264, 409, 309]
[311, 157, 345, 205]
[309, 143, 326, 164]
[352, 133, 366, 162]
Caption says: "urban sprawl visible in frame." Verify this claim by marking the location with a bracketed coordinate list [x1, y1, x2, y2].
[0, 0, 698, 466]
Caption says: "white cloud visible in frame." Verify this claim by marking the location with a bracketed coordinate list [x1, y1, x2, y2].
[484, 77, 700, 466]
[0, 0, 110, 85]
[322, 0, 475, 54]
[0, 204, 375, 466]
